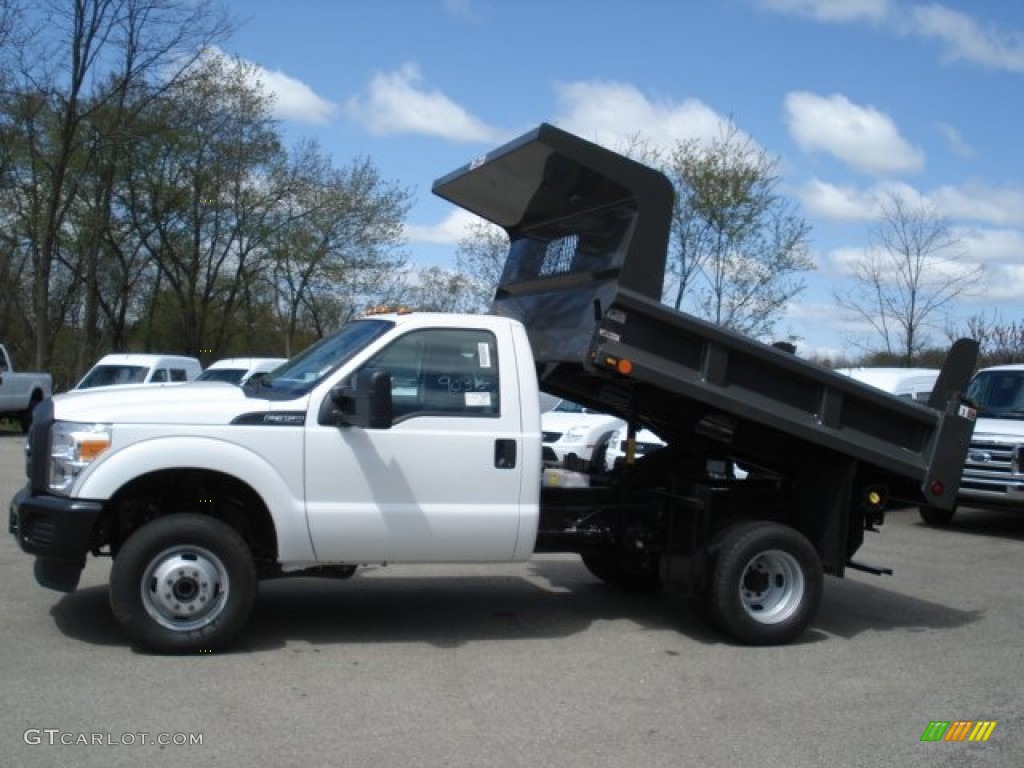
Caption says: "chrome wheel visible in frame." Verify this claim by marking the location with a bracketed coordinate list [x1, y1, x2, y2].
[738, 549, 805, 625]
[141, 545, 230, 632]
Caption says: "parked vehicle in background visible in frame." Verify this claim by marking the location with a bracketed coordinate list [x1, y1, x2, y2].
[542, 399, 620, 465]
[0, 344, 52, 432]
[197, 358, 288, 386]
[602, 425, 666, 472]
[836, 367, 940, 403]
[74, 354, 202, 390]
[920, 363, 1024, 525]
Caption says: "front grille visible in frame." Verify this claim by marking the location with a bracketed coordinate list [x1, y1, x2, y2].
[542, 431, 562, 443]
[961, 438, 1024, 496]
[23, 516, 57, 546]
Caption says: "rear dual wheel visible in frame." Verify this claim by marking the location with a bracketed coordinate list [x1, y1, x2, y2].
[708, 522, 822, 645]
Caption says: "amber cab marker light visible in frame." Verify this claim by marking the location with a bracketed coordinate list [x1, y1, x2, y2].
[617, 359, 633, 375]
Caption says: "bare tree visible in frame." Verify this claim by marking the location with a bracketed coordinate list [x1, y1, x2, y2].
[948, 313, 1024, 366]
[659, 124, 814, 338]
[836, 191, 983, 365]
[7, 0, 229, 368]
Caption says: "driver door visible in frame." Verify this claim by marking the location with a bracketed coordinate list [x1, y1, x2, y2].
[305, 324, 528, 563]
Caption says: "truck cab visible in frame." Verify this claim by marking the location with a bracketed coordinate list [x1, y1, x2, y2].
[921, 363, 1024, 524]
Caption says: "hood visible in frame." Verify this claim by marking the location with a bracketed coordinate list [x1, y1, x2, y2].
[52, 381, 294, 425]
[972, 415, 1024, 442]
[541, 411, 621, 433]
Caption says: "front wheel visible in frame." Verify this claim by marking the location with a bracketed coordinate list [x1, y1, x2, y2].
[110, 514, 257, 653]
[919, 505, 956, 526]
[708, 522, 822, 645]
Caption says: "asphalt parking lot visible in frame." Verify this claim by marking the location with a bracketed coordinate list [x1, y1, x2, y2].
[1, 428, 1022, 768]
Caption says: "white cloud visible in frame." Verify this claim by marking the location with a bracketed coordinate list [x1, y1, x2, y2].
[346, 62, 507, 143]
[828, 245, 980, 289]
[801, 178, 1024, 227]
[930, 184, 1024, 226]
[254, 67, 338, 124]
[798, 180, 875, 221]
[967, 264, 1024, 302]
[757, 0, 889, 23]
[785, 91, 924, 175]
[403, 209, 484, 245]
[553, 80, 744, 155]
[908, 5, 1024, 74]
[936, 123, 974, 159]
[442, 0, 493, 23]
[797, 179, 927, 221]
[192, 47, 337, 125]
[762, 1, 1024, 74]
[957, 227, 1024, 264]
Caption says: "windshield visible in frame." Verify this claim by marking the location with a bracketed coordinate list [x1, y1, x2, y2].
[553, 399, 598, 414]
[967, 371, 1024, 419]
[247, 319, 393, 399]
[197, 368, 246, 384]
[77, 365, 149, 389]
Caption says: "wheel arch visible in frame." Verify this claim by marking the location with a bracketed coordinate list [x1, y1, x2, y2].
[104, 468, 279, 567]
[78, 436, 313, 563]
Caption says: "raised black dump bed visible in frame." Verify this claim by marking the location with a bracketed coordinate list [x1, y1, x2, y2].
[434, 123, 979, 644]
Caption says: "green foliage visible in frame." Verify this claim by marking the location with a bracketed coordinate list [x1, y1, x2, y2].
[0, 1, 413, 379]
[648, 124, 814, 339]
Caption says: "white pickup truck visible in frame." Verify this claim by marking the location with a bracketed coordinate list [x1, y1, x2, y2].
[920, 363, 1024, 524]
[9, 124, 978, 654]
[0, 344, 52, 432]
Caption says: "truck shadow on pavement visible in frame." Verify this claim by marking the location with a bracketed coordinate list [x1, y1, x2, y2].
[48, 557, 982, 653]
[813, 577, 981, 639]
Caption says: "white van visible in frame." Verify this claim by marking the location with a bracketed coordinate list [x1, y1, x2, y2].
[74, 354, 202, 390]
[835, 367, 941, 403]
[196, 357, 287, 385]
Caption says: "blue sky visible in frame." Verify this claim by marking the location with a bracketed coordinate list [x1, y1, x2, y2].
[218, 0, 1024, 358]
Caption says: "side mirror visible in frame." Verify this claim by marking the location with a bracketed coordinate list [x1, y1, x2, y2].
[319, 368, 393, 429]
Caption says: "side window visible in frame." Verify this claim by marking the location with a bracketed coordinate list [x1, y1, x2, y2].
[151, 368, 168, 383]
[362, 328, 499, 422]
[169, 368, 188, 382]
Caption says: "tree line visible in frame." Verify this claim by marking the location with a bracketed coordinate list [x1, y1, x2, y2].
[0, 0, 433, 389]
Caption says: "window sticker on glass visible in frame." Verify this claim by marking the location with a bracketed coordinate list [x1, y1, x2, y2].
[465, 392, 492, 407]
[478, 342, 492, 368]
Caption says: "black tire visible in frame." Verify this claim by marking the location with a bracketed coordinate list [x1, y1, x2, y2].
[110, 514, 257, 654]
[708, 521, 822, 645]
[581, 552, 662, 592]
[919, 505, 956, 526]
[589, 431, 615, 474]
[20, 391, 42, 433]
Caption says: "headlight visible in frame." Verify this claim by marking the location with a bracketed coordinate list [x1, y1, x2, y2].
[49, 422, 112, 495]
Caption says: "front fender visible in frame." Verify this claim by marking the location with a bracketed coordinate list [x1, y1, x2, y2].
[75, 434, 314, 562]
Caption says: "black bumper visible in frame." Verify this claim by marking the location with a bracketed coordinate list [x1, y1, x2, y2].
[9, 486, 105, 592]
